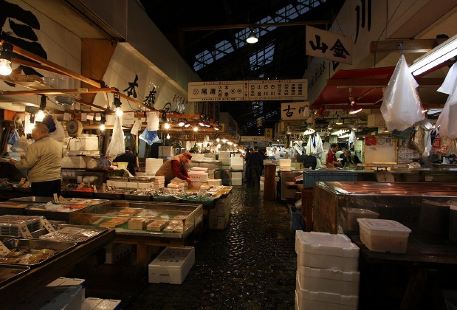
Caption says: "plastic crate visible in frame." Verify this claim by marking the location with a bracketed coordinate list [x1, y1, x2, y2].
[303, 170, 359, 188]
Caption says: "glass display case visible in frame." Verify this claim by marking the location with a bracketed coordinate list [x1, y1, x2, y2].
[313, 182, 457, 239]
[69, 201, 203, 239]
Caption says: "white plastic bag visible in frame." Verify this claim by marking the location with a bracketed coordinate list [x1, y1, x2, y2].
[381, 55, 424, 131]
[130, 119, 141, 135]
[106, 116, 125, 158]
[436, 63, 457, 138]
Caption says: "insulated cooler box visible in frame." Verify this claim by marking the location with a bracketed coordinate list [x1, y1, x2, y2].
[148, 247, 195, 284]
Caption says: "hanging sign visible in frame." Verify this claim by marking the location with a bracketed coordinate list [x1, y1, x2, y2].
[240, 136, 271, 142]
[281, 102, 310, 120]
[264, 128, 273, 140]
[306, 26, 353, 64]
[188, 79, 307, 102]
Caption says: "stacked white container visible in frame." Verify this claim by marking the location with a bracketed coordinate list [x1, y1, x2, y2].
[219, 151, 231, 166]
[145, 158, 163, 175]
[295, 231, 360, 310]
[153, 176, 165, 188]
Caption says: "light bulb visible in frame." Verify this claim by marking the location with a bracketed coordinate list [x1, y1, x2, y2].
[222, 139, 227, 143]
[35, 110, 45, 122]
[115, 107, 123, 117]
[214, 127, 219, 131]
[198, 121, 205, 127]
[0, 59, 12, 76]
[217, 143, 221, 148]
[99, 123, 106, 131]
[193, 126, 199, 132]
[164, 122, 171, 130]
[166, 133, 171, 139]
[216, 138, 220, 143]
[184, 123, 191, 128]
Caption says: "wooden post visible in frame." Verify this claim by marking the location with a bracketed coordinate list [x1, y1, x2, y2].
[263, 164, 277, 201]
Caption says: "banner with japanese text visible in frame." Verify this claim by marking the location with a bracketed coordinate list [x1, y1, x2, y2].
[280, 102, 310, 120]
[188, 79, 307, 102]
[306, 26, 352, 64]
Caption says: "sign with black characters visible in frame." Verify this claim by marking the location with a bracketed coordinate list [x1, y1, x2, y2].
[280, 102, 310, 120]
[306, 26, 352, 64]
[188, 79, 307, 102]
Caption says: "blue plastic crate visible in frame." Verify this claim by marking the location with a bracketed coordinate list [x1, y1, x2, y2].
[303, 170, 358, 188]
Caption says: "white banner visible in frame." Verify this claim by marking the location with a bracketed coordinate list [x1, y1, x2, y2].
[188, 79, 307, 102]
[306, 26, 353, 64]
[281, 102, 310, 120]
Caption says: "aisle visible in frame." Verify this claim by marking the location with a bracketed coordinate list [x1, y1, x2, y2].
[128, 186, 297, 309]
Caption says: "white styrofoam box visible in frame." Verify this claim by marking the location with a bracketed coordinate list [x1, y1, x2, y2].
[189, 171, 208, 182]
[230, 157, 243, 166]
[218, 151, 231, 159]
[148, 247, 195, 284]
[279, 158, 292, 167]
[295, 231, 359, 271]
[62, 156, 87, 168]
[68, 135, 99, 151]
[83, 298, 121, 310]
[357, 218, 411, 254]
[137, 182, 152, 190]
[296, 276, 358, 310]
[208, 179, 222, 187]
[191, 167, 208, 172]
[297, 266, 359, 296]
[231, 178, 242, 186]
[145, 158, 163, 175]
[231, 172, 243, 179]
[231, 165, 244, 171]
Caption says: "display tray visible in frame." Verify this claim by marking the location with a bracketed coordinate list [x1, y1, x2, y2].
[0, 237, 77, 267]
[70, 201, 203, 239]
[0, 265, 29, 286]
[0, 202, 29, 215]
[10, 196, 53, 203]
[39, 224, 107, 244]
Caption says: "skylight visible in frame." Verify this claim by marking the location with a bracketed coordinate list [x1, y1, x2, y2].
[249, 43, 275, 71]
[193, 0, 325, 71]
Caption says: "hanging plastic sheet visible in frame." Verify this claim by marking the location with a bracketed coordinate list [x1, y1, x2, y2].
[130, 119, 141, 135]
[436, 63, 457, 139]
[147, 112, 160, 131]
[106, 116, 125, 158]
[305, 133, 323, 156]
[381, 55, 424, 131]
[139, 129, 161, 145]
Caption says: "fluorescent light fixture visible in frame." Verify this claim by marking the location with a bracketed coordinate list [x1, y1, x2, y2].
[349, 106, 363, 115]
[184, 123, 191, 128]
[410, 34, 457, 76]
[335, 118, 343, 125]
[178, 119, 185, 127]
[303, 128, 315, 135]
[246, 29, 258, 44]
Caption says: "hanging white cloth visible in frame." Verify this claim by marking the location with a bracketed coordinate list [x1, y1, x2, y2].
[106, 116, 125, 158]
[306, 133, 323, 156]
[146, 112, 160, 131]
[381, 55, 424, 131]
[436, 63, 457, 139]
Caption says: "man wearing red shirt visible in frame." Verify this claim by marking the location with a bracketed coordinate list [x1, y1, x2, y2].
[155, 152, 192, 185]
[326, 143, 340, 168]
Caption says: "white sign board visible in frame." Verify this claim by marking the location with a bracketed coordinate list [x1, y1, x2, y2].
[281, 102, 310, 120]
[306, 26, 352, 64]
[188, 79, 307, 102]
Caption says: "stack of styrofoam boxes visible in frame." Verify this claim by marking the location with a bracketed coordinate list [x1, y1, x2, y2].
[209, 199, 231, 230]
[68, 135, 100, 156]
[145, 158, 163, 175]
[148, 246, 195, 284]
[189, 170, 208, 188]
[153, 176, 165, 189]
[219, 151, 231, 167]
[295, 231, 360, 310]
[82, 298, 121, 310]
[16, 277, 85, 309]
[158, 146, 174, 158]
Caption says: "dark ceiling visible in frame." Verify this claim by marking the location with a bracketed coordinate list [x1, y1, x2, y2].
[140, 0, 344, 135]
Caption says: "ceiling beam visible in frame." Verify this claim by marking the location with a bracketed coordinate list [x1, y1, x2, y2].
[329, 77, 443, 88]
[181, 20, 329, 31]
[370, 39, 443, 53]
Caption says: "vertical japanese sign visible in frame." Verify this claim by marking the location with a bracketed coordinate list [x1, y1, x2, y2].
[264, 128, 273, 140]
[281, 102, 310, 120]
[306, 26, 352, 64]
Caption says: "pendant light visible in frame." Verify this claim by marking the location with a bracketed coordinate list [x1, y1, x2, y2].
[246, 29, 258, 44]
[0, 43, 13, 76]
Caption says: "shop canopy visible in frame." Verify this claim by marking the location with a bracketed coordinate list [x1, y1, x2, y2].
[311, 66, 395, 110]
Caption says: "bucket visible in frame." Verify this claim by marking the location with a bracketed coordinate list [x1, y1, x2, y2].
[116, 162, 128, 170]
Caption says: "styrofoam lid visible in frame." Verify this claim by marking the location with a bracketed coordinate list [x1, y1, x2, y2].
[295, 231, 359, 257]
[357, 218, 411, 234]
